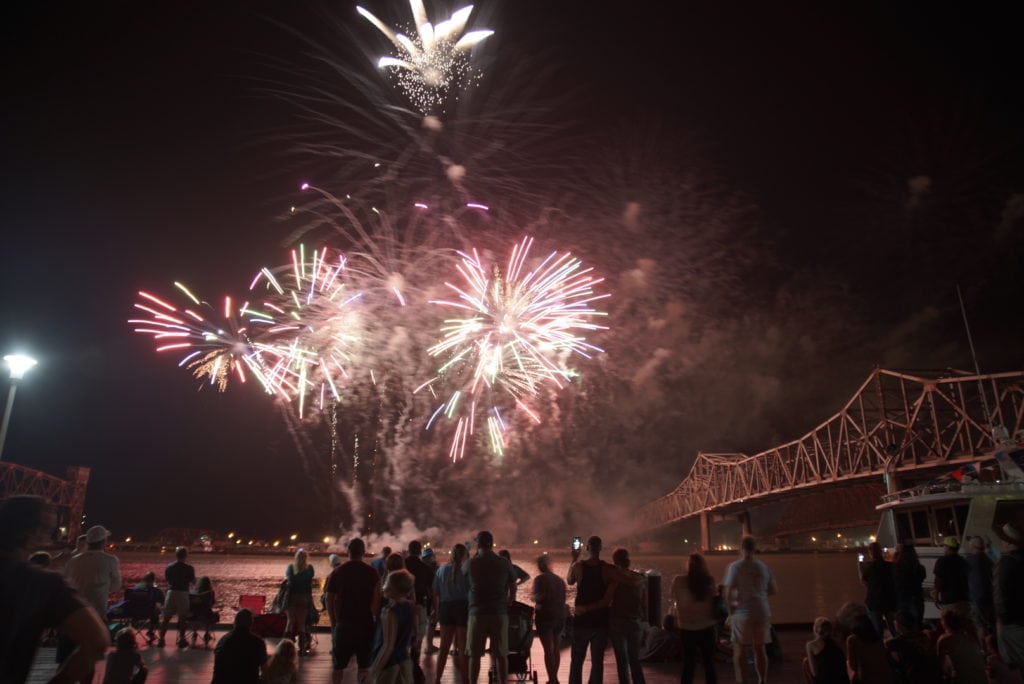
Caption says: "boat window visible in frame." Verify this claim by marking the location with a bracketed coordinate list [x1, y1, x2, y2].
[911, 510, 930, 541]
[934, 506, 957, 537]
[994, 500, 1024, 534]
[896, 511, 913, 542]
[955, 504, 969, 536]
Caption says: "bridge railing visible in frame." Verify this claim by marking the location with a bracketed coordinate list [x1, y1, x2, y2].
[638, 369, 1024, 530]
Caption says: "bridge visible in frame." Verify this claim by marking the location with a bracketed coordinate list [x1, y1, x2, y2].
[638, 368, 1024, 549]
[0, 462, 90, 542]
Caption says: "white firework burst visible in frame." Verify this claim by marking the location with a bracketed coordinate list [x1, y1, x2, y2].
[357, 0, 493, 114]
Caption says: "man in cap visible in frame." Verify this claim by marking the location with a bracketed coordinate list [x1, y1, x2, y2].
[933, 536, 969, 608]
[62, 524, 121, 667]
[66, 524, 122, 616]
[0, 496, 109, 683]
[995, 521, 1024, 669]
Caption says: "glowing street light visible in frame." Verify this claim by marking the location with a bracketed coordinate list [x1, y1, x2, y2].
[0, 354, 38, 461]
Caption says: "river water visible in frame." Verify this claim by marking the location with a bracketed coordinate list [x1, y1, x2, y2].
[116, 550, 863, 625]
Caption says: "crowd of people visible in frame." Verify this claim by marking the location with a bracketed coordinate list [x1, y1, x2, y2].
[803, 524, 1024, 684]
[4, 491, 1024, 684]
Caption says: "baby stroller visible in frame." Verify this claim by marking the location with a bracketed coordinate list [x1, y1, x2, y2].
[489, 601, 538, 683]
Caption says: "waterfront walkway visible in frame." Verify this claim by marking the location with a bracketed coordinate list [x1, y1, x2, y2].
[27, 626, 814, 683]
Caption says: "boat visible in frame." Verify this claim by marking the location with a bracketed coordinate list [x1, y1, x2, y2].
[873, 439, 1024, 619]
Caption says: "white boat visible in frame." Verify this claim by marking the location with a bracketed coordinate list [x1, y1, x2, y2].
[873, 440, 1024, 619]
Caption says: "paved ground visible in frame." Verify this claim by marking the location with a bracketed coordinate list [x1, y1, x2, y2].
[28, 626, 813, 683]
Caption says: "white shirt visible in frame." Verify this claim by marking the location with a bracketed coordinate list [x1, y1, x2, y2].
[66, 549, 121, 615]
[723, 557, 774, 620]
[671, 575, 718, 631]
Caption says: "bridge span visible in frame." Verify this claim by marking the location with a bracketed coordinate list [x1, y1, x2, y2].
[0, 462, 90, 542]
[638, 368, 1024, 549]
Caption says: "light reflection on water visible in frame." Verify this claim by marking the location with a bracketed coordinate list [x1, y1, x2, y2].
[117, 551, 862, 625]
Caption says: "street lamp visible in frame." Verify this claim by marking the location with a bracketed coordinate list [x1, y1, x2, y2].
[0, 354, 38, 461]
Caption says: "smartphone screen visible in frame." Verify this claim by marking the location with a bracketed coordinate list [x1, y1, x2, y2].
[857, 554, 864, 562]
[572, 536, 582, 551]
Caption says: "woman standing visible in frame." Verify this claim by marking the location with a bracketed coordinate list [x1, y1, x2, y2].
[433, 544, 470, 684]
[285, 548, 315, 655]
[532, 554, 568, 684]
[670, 553, 718, 684]
[368, 570, 417, 684]
[893, 543, 926, 629]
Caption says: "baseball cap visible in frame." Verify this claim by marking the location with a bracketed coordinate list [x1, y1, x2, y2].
[943, 536, 960, 548]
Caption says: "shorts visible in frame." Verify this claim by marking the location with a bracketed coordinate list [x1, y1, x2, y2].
[163, 590, 190, 618]
[332, 620, 375, 670]
[438, 600, 469, 627]
[535, 618, 565, 638]
[730, 614, 771, 646]
[466, 613, 508, 658]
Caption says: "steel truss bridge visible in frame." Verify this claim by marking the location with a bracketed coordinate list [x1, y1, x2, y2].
[0, 462, 90, 542]
[638, 369, 1024, 547]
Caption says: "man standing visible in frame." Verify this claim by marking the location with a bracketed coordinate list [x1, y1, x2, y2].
[158, 546, 196, 648]
[66, 524, 121, 618]
[995, 522, 1024, 669]
[966, 536, 995, 634]
[326, 538, 382, 684]
[405, 540, 435, 682]
[567, 535, 618, 684]
[371, 545, 392, 578]
[933, 536, 970, 609]
[62, 523, 121, 670]
[0, 496, 109, 683]
[212, 608, 267, 683]
[466, 530, 516, 684]
[723, 535, 777, 684]
[608, 547, 647, 684]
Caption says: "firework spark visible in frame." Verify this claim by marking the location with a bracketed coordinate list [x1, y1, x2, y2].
[357, 0, 493, 114]
[245, 245, 364, 417]
[129, 284, 267, 391]
[421, 236, 609, 459]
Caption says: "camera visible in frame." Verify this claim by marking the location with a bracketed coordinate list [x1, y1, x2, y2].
[572, 536, 583, 551]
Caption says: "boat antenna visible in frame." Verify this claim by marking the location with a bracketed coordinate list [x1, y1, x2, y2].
[956, 284, 993, 430]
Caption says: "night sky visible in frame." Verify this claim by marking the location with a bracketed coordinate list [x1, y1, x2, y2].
[2, 2, 1022, 542]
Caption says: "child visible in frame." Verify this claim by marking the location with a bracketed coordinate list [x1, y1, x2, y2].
[804, 617, 846, 683]
[102, 628, 148, 684]
[264, 638, 299, 684]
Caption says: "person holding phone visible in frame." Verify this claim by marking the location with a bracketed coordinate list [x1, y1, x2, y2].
[566, 536, 646, 684]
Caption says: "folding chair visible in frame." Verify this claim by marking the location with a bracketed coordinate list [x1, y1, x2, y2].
[106, 587, 161, 646]
[238, 595, 267, 615]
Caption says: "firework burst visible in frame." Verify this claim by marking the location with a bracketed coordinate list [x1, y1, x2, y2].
[357, 0, 493, 115]
[129, 283, 266, 391]
[420, 236, 609, 459]
[245, 245, 365, 417]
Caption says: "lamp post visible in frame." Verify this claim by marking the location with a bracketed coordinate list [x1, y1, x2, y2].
[0, 354, 38, 461]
